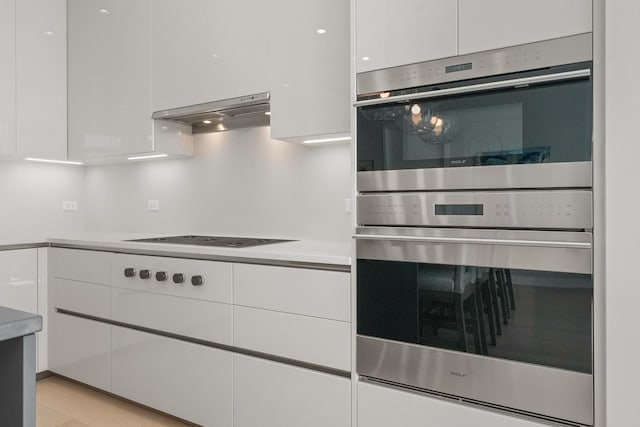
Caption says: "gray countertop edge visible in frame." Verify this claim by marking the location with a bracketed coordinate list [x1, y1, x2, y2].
[0, 306, 43, 342]
[0, 242, 48, 252]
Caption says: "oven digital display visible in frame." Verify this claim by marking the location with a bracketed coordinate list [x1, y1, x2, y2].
[435, 204, 484, 216]
[445, 62, 472, 73]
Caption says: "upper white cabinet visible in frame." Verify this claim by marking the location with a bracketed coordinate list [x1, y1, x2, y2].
[0, 0, 16, 156]
[16, 0, 67, 160]
[205, 0, 270, 102]
[151, 0, 206, 111]
[458, 0, 592, 55]
[355, 0, 458, 73]
[68, 0, 192, 162]
[269, 0, 350, 142]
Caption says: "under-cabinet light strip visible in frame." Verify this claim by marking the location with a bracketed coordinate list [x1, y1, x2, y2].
[127, 154, 169, 161]
[24, 157, 84, 166]
[302, 136, 352, 144]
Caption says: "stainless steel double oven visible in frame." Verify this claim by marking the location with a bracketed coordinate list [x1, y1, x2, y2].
[355, 33, 594, 426]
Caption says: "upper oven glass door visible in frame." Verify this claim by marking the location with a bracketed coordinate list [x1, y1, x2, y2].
[356, 65, 593, 191]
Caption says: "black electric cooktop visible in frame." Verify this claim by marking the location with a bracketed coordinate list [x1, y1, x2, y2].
[126, 235, 294, 248]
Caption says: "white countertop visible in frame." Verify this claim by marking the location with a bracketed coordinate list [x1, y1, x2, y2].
[3, 232, 352, 267]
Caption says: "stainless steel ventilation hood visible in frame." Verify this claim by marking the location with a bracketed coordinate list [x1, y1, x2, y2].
[151, 92, 270, 134]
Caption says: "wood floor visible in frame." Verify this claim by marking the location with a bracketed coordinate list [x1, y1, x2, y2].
[37, 376, 192, 427]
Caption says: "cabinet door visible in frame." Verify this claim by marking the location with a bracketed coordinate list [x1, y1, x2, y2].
[269, 0, 350, 142]
[151, 0, 206, 111]
[111, 326, 233, 427]
[204, 0, 270, 101]
[358, 382, 549, 427]
[355, 0, 458, 73]
[48, 311, 111, 391]
[16, 0, 67, 160]
[458, 0, 592, 55]
[0, 0, 16, 155]
[0, 249, 37, 314]
[234, 354, 351, 427]
[68, 0, 154, 160]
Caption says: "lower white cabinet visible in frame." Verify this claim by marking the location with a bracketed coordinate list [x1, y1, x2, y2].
[48, 311, 110, 391]
[358, 381, 548, 427]
[234, 354, 351, 427]
[111, 326, 232, 427]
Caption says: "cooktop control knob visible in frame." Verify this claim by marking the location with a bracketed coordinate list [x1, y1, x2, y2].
[140, 269, 151, 279]
[156, 271, 168, 282]
[191, 275, 204, 286]
[173, 273, 185, 284]
[124, 268, 136, 278]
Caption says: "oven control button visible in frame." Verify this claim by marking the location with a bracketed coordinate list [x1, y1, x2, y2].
[173, 273, 185, 284]
[124, 268, 136, 278]
[191, 275, 204, 286]
[156, 271, 168, 282]
[139, 269, 151, 279]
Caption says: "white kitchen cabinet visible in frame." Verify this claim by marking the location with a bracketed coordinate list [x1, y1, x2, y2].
[151, 0, 206, 111]
[111, 326, 233, 427]
[355, 0, 458, 73]
[48, 311, 111, 391]
[67, 0, 192, 162]
[358, 381, 549, 427]
[458, 0, 592, 55]
[50, 248, 110, 286]
[204, 0, 270, 103]
[269, 0, 350, 143]
[234, 354, 351, 427]
[0, 0, 16, 156]
[16, 0, 67, 160]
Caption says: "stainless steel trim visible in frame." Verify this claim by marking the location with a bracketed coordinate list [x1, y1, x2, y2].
[56, 308, 350, 378]
[357, 33, 592, 95]
[152, 92, 270, 121]
[0, 243, 48, 252]
[355, 69, 591, 107]
[354, 234, 592, 249]
[48, 243, 350, 272]
[355, 227, 592, 274]
[357, 161, 592, 192]
[357, 190, 593, 230]
[357, 336, 594, 426]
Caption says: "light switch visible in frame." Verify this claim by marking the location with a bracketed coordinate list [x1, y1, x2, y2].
[147, 200, 160, 212]
[62, 201, 78, 211]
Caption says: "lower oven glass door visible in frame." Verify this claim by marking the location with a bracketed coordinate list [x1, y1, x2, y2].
[356, 228, 593, 425]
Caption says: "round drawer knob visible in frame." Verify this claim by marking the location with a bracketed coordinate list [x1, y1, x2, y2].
[124, 268, 136, 278]
[173, 273, 185, 284]
[156, 271, 168, 282]
[191, 275, 204, 286]
[139, 269, 151, 279]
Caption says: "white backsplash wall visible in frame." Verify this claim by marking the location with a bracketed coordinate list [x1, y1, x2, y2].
[84, 127, 352, 241]
[0, 160, 86, 237]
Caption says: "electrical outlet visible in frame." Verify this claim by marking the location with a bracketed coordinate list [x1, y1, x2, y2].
[62, 201, 78, 211]
[345, 198, 352, 214]
[147, 200, 160, 212]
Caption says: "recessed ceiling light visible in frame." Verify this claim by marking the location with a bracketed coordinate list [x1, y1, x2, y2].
[211, 54, 219, 59]
[98, 8, 110, 15]
[362, 56, 370, 61]
[203, 120, 212, 124]
[44, 31, 55, 36]
[316, 29, 326, 34]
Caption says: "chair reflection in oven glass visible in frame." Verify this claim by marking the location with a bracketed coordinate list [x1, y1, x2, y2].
[418, 265, 516, 355]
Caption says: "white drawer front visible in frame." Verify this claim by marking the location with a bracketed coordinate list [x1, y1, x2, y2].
[50, 248, 110, 285]
[48, 311, 110, 391]
[111, 288, 232, 345]
[234, 306, 350, 371]
[234, 264, 350, 321]
[234, 354, 351, 427]
[111, 253, 232, 304]
[50, 278, 110, 318]
[111, 326, 233, 427]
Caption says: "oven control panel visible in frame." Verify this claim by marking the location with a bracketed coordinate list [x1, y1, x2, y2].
[357, 190, 593, 230]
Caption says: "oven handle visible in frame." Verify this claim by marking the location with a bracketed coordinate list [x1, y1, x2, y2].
[353, 234, 592, 249]
[353, 68, 591, 107]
